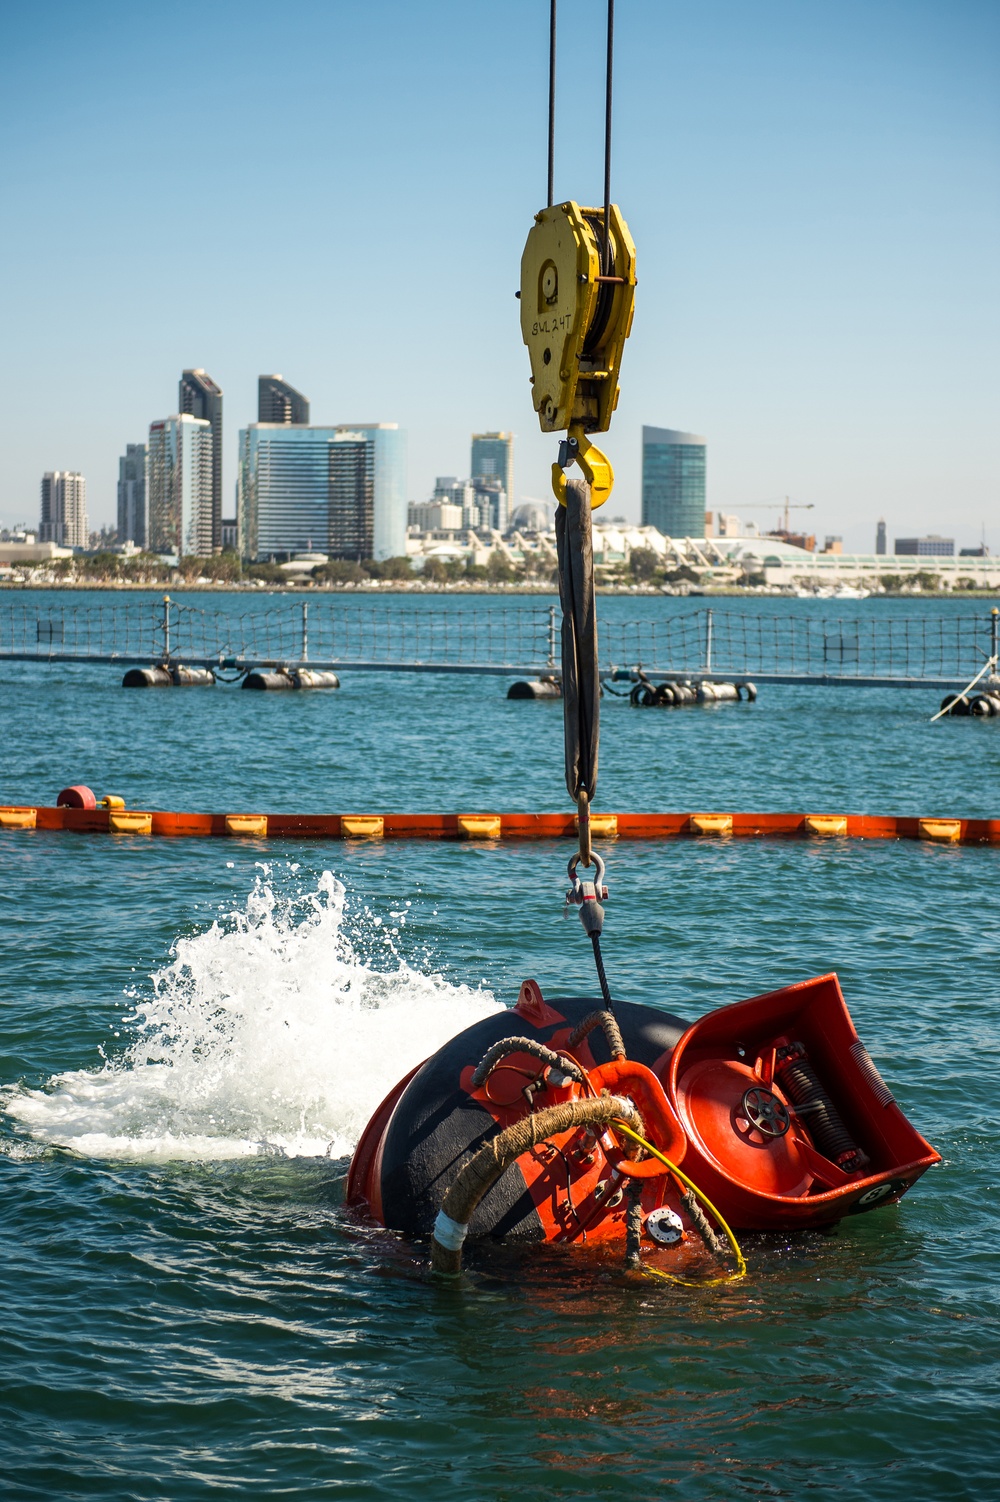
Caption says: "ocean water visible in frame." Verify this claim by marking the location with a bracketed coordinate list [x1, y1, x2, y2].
[1, 592, 998, 1500]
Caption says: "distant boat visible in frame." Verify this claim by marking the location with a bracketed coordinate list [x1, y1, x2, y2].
[794, 584, 870, 600]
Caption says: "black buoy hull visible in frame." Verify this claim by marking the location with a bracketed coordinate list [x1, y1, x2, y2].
[349, 995, 687, 1240]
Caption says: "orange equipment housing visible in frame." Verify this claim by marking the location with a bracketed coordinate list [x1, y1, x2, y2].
[347, 974, 939, 1258]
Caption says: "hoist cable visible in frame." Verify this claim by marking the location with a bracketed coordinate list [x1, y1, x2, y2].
[590, 932, 613, 1008]
[603, 0, 614, 271]
[547, 0, 557, 207]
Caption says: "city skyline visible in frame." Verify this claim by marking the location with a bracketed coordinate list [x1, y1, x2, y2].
[1, 1, 996, 550]
[20, 402, 996, 558]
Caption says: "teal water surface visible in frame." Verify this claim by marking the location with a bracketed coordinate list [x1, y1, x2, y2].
[1, 593, 998, 1500]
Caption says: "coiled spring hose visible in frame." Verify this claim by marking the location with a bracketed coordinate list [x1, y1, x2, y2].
[774, 1045, 869, 1172]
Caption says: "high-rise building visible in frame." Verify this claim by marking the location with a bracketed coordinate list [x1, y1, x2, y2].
[471, 432, 513, 513]
[876, 519, 887, 555]
[894, 536, 954, 557]
[179, 369, 223, 550]
[147, 415, 213, 557]
[330, 426, 407, 560]
[39, 471, 88, 549]
[641, 426, 707, 536]
[258, 375, 310, 425]
[238, 423, 406, 561]
[117, 443, 148, 548]
[473, 478, 508, 532]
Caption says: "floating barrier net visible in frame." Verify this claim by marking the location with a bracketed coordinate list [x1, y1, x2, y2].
[0, 598, 995, 686]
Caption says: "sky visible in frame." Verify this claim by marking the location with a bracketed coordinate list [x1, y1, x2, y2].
[0, 0, 997, 551]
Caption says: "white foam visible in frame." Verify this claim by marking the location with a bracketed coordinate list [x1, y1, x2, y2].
[3, 867, 501, 1162]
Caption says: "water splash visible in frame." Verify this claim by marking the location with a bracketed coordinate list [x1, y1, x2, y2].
[3, 867, 501, 1161]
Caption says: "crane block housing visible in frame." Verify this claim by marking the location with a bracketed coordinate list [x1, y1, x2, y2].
[520, 201, 636, 435]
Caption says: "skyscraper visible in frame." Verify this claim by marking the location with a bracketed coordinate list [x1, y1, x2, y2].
[39, 472, 88, 549]
[330, 425, 407, 561]
[117, 443, 148, 548]
[473, 478, 507, 532]
[876, 519, 887, 555]
[258, 375, 310, 425]
[471, 432, 513, 512]
[179, 369, 223, 550]
[147, 415, 213, 557]
[238, 423, 406, 561]
[641, 426, 707, 537]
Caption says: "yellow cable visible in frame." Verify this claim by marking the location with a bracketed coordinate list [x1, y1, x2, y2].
[612, 1120, 748, 1288]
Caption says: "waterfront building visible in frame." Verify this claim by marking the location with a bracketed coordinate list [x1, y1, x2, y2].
[258, 375, 309, 425]
[641, 426, 707, 536]
[894, 536, 954, 557]
[474, 478, 508, 532]
[331, 425, 407, 560]
[116, 443, 147, 548]
[408, 501, 464, 533]
[424, 475, 506, 532]
[876, 519, 887, 555]
[179, 369, 223, 550]
[39, 471, 88, 549]
[471, 432, 513, 515]
[238, 423, 406, 562]
[433, 476, 483, 530]
[147, 415, 213, 557]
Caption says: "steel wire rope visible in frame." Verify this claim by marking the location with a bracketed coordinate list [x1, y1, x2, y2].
[547, 0, 556, 206]
[603, 0, 615, 272]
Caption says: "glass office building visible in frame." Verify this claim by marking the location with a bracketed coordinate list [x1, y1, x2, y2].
[894, 536, 955, 557]
[238, 423, 407, 561]
[641, 426, 707, 537]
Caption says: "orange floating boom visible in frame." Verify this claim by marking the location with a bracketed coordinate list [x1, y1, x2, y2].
[0, 807, 997, 844]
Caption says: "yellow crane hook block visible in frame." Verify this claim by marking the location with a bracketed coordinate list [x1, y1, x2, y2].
[520, 201, 636, 437]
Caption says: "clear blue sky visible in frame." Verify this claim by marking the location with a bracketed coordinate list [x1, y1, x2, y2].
[1, 0, 996, 550]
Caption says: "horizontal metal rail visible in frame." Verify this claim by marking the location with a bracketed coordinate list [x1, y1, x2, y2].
[0, 650, 990, 691]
